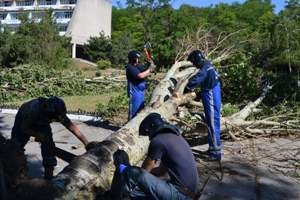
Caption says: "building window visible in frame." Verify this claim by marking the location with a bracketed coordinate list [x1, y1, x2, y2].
[59, 25, 67, 32]
[32, 12, 44, 19]
[38, 0, 57, 5]
[55, 11, 72, 19]
[10, 13, 19, 20]
[0, 13, 8, 20]
[60, 0, 76, 5]
[0, 1, 13, 7]
[16, 0, 34, 6]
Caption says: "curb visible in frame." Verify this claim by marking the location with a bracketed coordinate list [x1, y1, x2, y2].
[0, 108, 103, 122]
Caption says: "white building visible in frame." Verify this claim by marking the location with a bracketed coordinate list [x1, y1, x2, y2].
[0, 0, 112, 58]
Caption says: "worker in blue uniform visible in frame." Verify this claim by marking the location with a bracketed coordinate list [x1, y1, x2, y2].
[185, 50, 222, 161]
[126, 50, 156, 120]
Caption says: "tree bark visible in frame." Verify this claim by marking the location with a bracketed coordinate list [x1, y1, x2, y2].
[52, 61, 196, 199]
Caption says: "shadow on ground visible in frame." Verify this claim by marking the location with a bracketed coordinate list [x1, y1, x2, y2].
[195, 154, 300, 200]
[26, 155, 44, 178]
[83, 119, 120, 131]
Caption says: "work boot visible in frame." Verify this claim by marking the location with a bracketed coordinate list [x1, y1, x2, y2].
[44, 166, 54, 180]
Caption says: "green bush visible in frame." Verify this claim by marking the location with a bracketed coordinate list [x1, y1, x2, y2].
[97, 60, 112, 70]
[222, 103, 239, 117]
[264, 73, 300, 106]
[221, 61, 263, 103]
[96, 90, 128, 118]
[83, 32, 112, 63]
[0, 64, 113, 102]
[95, 71, 101, 77]
[0, 11, 70, 69]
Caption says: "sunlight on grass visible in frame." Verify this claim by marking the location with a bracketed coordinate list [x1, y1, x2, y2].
[63, 94, 118, 112]
[2, 93, 120, 113]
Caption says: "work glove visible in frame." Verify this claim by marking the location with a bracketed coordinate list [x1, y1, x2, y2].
[183, 86, 192, 94]
[85, 141, 100, 151]
[148, 60, 157, 73]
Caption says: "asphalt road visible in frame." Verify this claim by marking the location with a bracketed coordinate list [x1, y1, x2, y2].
[1, 112, 300, 200]
[0, 113, 115, 177]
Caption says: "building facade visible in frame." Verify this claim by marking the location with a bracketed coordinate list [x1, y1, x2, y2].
[0, 0, 112, 58]
[0, 0, 77, 36]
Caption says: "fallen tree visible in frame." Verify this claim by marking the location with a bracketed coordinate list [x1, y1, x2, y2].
[49, 59, 299, 199]
[1, 61, 299, 199]
[50, 61, 198, 199]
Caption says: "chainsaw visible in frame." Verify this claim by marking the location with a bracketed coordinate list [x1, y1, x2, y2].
[138, 42, 157, 73]
[143, 42, 152, 62]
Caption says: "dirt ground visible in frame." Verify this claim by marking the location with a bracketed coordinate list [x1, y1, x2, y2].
[193, 136, 300, 200]
[1, 111, 300, 200]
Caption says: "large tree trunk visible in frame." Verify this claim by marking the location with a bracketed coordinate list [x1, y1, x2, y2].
[52, 61, 197, 199]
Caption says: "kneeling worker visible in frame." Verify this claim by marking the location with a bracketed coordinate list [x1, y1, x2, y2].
[11, 96, 89, 179]
[109, 113, 199, 200]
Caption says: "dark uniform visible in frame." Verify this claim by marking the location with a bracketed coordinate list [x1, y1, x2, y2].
[186, 60, 222, 160]
[185, 50, 222, 161]
[126, 63, 148, 120]
[11, 97, 71, 170]
[109, 113, 199, 200]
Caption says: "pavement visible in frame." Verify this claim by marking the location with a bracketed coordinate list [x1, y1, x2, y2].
[0, 113, 117, 177]
[194, 138, 300, 200]
[1, 112, 300, 200]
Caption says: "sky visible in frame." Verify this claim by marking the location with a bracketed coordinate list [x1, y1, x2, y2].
[113, 0, 286, 13]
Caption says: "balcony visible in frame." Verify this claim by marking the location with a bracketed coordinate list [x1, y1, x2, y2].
[55, 18, 70, 24]
[38, 0, 57, 6]
[1, 19, 21, 25]
[16, 0, 34, 6]
[60, 0, 76, 5]
[0, 1, 13, 7]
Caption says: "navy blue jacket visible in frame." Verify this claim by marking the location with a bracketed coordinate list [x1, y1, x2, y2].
[126, 63, 147, 96]
[186, 61, 220, 91]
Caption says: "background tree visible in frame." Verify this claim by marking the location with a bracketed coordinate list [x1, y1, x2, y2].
[82, 32, 112, 63]
[0, 11, 70, 68]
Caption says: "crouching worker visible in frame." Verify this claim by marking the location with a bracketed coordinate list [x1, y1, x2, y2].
[108, 113, 199, 200]
[11, 96, 89, 180]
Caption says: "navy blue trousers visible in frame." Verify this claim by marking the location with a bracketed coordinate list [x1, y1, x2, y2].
[11, 117, 57, 168]
[201, 82, 222, 160]
[128, 91, 145, 120]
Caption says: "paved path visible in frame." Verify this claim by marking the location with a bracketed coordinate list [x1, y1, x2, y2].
[1, 113, 300, 200]
[194, 138, 300, 200]
[0, 113, 116, 177]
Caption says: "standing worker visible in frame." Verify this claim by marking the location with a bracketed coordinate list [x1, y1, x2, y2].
[11, 96, 89, 179]
[126, 50, 156, 120]
[185, 50, 222, 161]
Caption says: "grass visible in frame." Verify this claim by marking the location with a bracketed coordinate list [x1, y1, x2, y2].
[2, 93, 120, 113]
[63, 94, 119, 112]
[1, 60, 125, 114]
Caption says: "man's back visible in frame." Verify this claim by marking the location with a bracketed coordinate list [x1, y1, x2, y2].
[148, 133, 199, 193]
[13, 98, 49, 129]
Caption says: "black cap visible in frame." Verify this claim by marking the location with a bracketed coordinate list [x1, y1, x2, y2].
[139, 113, 181, 139]
[187, 50, 206, 68]
[128, 50, 141, 63]
[113, 149, 130, 167]
[46, 96, 67, 120]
